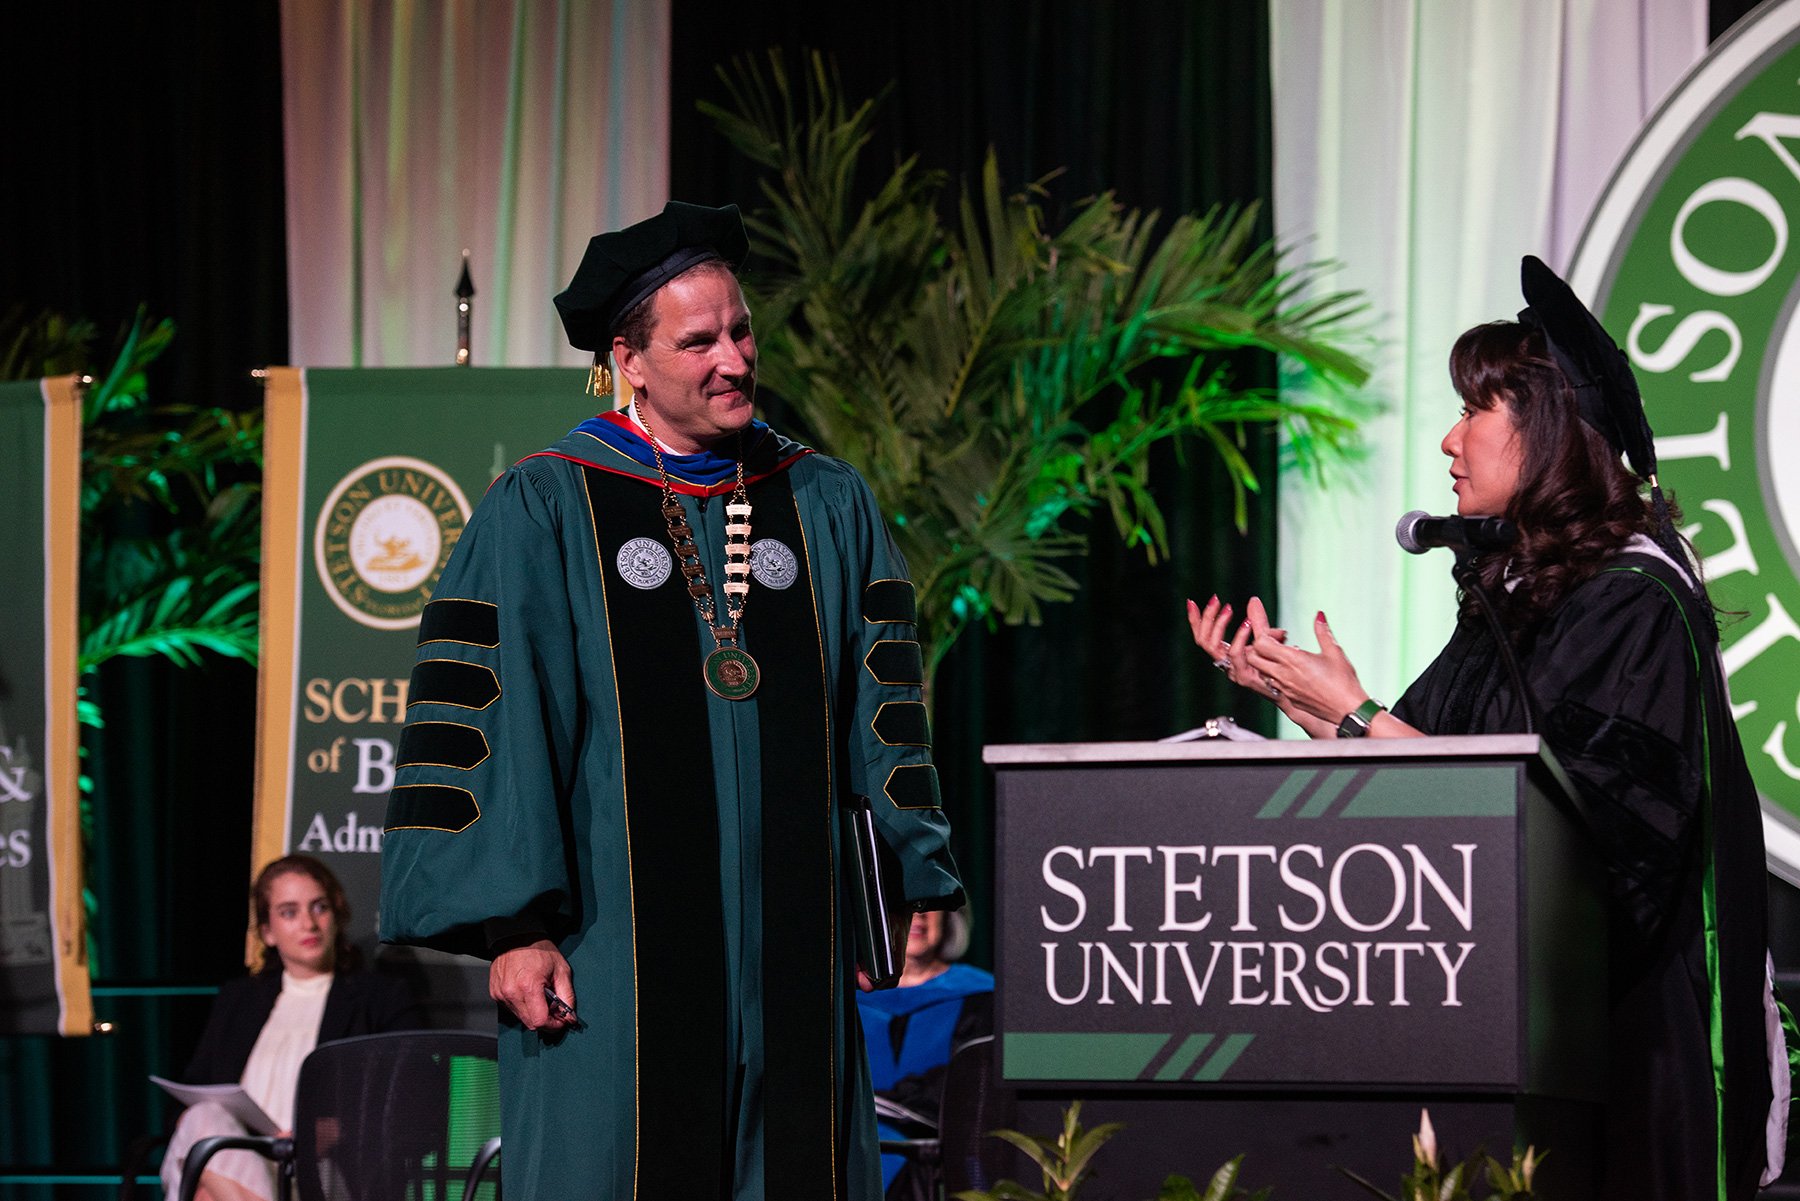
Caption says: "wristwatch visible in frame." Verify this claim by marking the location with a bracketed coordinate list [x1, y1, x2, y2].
[1337, 698, 1386, 739]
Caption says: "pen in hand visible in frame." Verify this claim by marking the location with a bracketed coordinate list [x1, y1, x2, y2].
[543, 984, 585, 1030]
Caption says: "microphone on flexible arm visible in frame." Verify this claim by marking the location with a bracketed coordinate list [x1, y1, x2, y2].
[1393, 510, 1539, 734]
[1394, 510, 1519, 554]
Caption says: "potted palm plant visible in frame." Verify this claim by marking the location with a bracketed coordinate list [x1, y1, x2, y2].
[704, 53, 1372, 700]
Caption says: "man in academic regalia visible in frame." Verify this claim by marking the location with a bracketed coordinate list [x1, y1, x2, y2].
[379, 202, 964, 1201]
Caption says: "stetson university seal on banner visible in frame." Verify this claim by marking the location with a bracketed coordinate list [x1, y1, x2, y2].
[1571, 0, 1800, 881]
[314, 456, 472, 630]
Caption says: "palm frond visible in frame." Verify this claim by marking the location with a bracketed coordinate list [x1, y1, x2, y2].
[56, 313, 267, 682]
[0, 305, 97, 382]
[79, 481, 263, 675]
[714, 50, 1371, 692]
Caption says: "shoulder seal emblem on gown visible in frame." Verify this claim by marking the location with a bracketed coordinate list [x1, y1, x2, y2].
[616, 536, 673, 589]
[750, 539, 799, 589]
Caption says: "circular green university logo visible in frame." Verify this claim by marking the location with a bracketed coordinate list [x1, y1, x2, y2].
[313, 455, 472, 630]
[1573, 0, 1800, 880]
[703, 647, 760, 700]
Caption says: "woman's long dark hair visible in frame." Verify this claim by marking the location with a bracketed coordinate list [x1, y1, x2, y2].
[1448, 321, 1673, 639]
[252, 853, 360, 974]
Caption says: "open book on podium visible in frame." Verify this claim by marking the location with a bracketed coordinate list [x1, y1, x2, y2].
[984, 733, 1604, 1201]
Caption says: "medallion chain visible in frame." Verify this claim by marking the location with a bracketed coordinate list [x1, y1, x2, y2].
[636, 404, 760, 699]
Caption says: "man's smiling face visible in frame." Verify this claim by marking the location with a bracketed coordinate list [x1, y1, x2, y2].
[613, 264, 757, 454]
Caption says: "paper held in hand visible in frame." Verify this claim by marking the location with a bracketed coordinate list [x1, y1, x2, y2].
[149, 1076, 279, 1136]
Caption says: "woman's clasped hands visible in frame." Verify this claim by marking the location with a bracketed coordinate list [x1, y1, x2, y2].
[1185, 594, 1375, 739]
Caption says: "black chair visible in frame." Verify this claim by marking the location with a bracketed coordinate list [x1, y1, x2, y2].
[115, 1129, 171, 1200]
[177, 1029, 503, 1201]
[878, 1033, 1016, 1199]
[935, 1034, 1016, 1195]
[875, 1095, 941, 1201]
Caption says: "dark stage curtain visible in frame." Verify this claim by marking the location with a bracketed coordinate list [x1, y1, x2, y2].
[1710, 0, 1765, 42]
[0, 0, 285, 1178]
[671, 0, 1283, 968]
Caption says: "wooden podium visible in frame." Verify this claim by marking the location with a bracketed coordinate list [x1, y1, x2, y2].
[984, 734, 1605, 1200]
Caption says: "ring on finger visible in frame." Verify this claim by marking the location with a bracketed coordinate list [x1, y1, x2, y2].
[1212, 658, 1231, 674]
[1268, 682, 1282, 700]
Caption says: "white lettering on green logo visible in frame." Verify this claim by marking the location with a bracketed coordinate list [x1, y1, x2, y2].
[1572, 1, 1800, 879]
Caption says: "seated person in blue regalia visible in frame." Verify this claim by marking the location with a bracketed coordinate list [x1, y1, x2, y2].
[855, 906, 993, 1198]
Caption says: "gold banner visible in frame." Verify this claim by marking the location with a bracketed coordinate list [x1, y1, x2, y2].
[43, 374, 90, 1036]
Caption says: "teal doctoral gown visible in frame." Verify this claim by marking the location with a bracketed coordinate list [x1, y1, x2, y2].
[379, 415, 963, 1200]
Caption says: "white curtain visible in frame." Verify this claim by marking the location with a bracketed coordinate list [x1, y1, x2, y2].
[280, 0, 671, 368]
[1271, 0, 1706, 717]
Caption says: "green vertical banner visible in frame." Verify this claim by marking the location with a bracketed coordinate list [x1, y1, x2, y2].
[0, 376, 91, 1036]
[252, 368, 592, 975]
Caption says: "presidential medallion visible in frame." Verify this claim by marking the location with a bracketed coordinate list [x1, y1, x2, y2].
[704, 646, 760, 700]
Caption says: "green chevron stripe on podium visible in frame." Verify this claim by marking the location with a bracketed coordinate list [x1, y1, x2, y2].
[1004, 1032, 1257, 1081]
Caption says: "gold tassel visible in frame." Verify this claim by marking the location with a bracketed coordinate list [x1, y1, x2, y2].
[587, 358, 614, 397]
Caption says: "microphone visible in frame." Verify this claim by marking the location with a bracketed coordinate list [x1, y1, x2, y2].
[1394, 510, 1519, 555]
[1395, 508, 1538, 733]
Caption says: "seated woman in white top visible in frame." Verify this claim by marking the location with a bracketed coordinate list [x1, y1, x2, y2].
[162, 854, 420, 1201]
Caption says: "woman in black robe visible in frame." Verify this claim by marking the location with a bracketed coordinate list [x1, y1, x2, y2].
[1189, 257, 1779, 1201]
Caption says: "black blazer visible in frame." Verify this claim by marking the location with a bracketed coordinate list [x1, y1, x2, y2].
[184, 967, 424, 1085]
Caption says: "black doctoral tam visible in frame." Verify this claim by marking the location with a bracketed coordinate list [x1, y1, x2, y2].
[553, 201, 749, 351]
